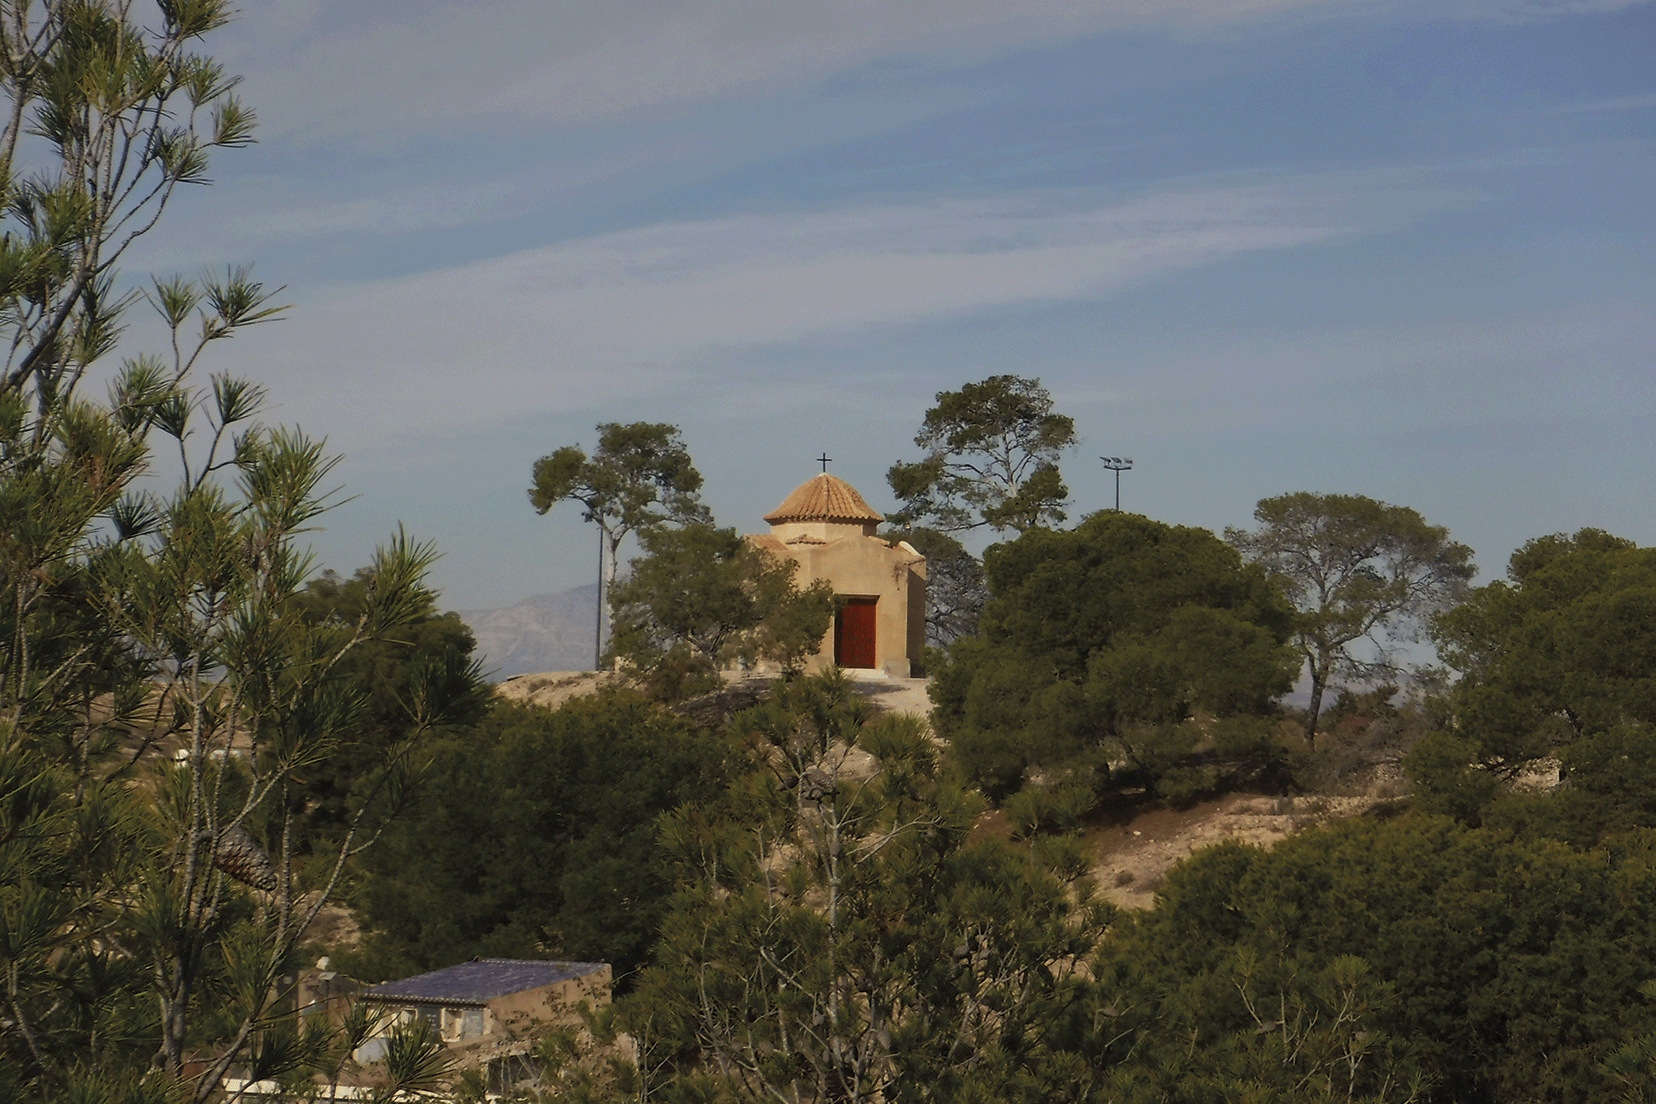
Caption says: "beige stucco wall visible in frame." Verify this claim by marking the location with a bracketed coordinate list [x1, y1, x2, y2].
[761, 531, 925, 677]
[770, 518, 878, 542]
[483, 965, 612, 1034]
[360, 966, 612, 1066]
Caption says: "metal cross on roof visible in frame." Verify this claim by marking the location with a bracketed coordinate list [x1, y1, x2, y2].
[817, 453, 833, 472]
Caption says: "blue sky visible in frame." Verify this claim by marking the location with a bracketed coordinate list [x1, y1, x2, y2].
[126, 0, 1655, 611]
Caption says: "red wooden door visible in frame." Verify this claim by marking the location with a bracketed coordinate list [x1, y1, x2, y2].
[835, 598, 878, 669]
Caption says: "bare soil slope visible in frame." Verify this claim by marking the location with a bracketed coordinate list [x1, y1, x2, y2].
[1080, 792, 1393, 910]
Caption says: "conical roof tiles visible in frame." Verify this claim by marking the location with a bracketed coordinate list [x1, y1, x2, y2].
[764, 473, 884, 525]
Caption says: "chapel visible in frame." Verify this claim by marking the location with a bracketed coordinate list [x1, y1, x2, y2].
[750, 472, 926, 677]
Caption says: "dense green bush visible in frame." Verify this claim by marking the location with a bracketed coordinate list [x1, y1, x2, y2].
[933, 512, 1297, 799]
[1433, 529, 1656, 773]
[343, 691, 735, 985]
[1093, 816, 1656, 1103]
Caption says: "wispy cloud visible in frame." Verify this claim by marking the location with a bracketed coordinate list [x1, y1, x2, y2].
[214, 169, 1470, 450]
[1543, 90, 1656, 115]
[134, 84, 968, 276]
[133, 155, 670, 274]
[221, 0, 1655, 151]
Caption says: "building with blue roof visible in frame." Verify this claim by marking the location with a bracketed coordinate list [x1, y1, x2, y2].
[354, 957, 610, 1088]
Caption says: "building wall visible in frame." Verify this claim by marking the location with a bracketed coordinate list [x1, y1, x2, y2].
[770, 518, 878, 542]
[766, 535, 925, 677]
[356, 966, 612, 1066]
[484, 965, 612, 1033]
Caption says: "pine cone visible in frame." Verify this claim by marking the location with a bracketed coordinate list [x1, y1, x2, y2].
[213, 824, 278, 891]
[799, 769, 837, 803]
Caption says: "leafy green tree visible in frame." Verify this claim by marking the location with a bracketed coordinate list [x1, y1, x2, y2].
[887, 375, 1076, 536]
[529, 422, 709, 664]
[1503, 526, 1637, 583]
[1402, 730, 1501, 824]
[934, 511, 1297, 799]
[1599, 993, 1656, 1104]
[883, 525, 988, 648]
[616, 671, 1112, 1103]
[345, 691, 734, 987]
[1227, 493, 1475, 749]
[1551, 722, 1656, 837]
[1096, 947, 1425, 1104]
[1456, 723, 1656, 848]
[1093, 815, 1656, 1104]
[608, 521, 834, 698]
[0, 8, 482, 1096]
[0, 396, 473, 1099]
[284, 566, 487, 849]
[1414, 541, 1656, 830]
[1431, 528, 1656, 774]
[0, 0, 261, 408]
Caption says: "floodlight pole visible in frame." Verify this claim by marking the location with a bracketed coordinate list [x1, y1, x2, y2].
[1100, 456, 1134, 512]
[594, 527, 604, 670]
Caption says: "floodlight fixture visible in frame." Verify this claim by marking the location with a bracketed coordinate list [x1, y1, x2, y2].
[1099, 456, 1135, 512]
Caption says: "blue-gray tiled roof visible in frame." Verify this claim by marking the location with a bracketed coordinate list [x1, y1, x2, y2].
[363, 958, 606, 1005]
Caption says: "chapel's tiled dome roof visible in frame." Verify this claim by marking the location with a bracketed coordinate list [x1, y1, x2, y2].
[764, 473, 884, 525]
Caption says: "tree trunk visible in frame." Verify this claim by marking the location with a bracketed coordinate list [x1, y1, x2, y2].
[1303, 662, 1330, 751]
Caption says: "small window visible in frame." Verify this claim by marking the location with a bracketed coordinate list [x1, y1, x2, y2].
[438, 1005, 484, 1040]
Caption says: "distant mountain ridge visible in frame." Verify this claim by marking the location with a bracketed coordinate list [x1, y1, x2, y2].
[458, 583, 599, 680]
